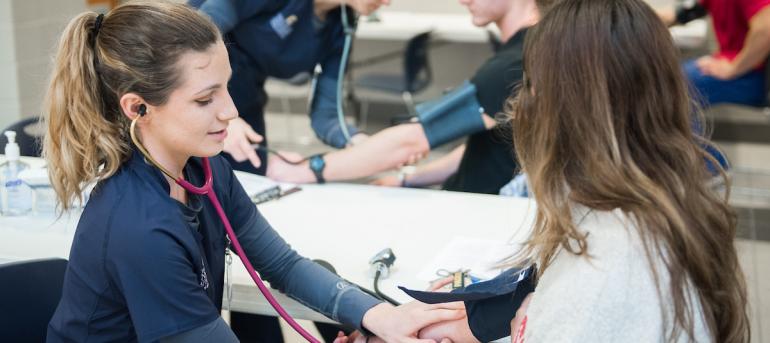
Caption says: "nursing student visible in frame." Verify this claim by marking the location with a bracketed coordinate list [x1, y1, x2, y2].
[190, 0, 390, 176]
[43, 2, 464, 342]
[190, 1, 392, 340]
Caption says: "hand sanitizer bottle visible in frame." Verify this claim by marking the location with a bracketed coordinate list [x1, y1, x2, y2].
[0, 131, 32, 216]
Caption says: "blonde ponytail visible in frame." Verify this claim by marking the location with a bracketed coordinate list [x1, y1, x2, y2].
[43, 12, 130, 211]
[41, 2, 219, 212]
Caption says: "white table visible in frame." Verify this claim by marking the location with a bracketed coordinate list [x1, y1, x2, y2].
[356, 11, 496, 43]
[356, 10, 708, 49]
[0, 167, 535, 323]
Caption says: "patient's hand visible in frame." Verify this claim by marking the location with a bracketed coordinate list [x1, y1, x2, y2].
[417, 277, 479, 343]
[371, 175, 402, 187]
[266, 153, 314, 183]
[511, 293, 534, 342]
[350, 0, 390, 16]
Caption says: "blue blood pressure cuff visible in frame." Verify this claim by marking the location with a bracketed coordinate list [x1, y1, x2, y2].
[400, 266, 536, 342]
[417, 80, 487, 149]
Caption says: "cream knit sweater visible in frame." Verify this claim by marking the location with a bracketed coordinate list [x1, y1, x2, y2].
[523, 207, 711, 342]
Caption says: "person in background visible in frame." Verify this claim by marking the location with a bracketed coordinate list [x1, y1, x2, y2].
[507, 0, 749, 341]
[659, 0, 770, 107]
[190, 0, 390, 176]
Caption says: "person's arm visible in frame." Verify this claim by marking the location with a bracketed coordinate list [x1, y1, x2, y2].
[268, 123, 431, 183]
[728, 6, 770, 77]
[656, 6, 678, 27]
[697, 5, 770, 80]
[192, 0, 271, 34]
[223, 159, 464, 338]
[314, 0, 391, 17]
[309, 59, 363, 148]
[224, 162, 380, 329]
[372, 144, 466, 188]
[160, 317, 238, 343]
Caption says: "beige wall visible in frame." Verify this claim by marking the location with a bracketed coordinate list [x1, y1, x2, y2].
[0, 0, 85, 129]
[383, 0, 676, 14]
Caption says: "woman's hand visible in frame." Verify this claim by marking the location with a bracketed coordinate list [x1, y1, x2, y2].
[266, 154, 314, 183]
[349, 0, 390, 16]
[511, 293, 534, 342]
[362, 302, 465, 343]
[416, 277, 479, 343]
[370, 175, 403, 187]
[696, 55, 738, 80]
[223, 117, 263, 169]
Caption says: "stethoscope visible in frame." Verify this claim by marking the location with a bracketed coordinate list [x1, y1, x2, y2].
[129, 111, 321, 343]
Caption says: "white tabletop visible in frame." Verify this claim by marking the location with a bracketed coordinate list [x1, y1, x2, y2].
[0, 164, 535, 323]
[356, 11, 497, 43]
[356, 11, 708, 49]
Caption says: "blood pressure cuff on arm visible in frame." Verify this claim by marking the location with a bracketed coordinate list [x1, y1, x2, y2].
[399, 266, 536, 342]
[418, 80, 486, 149]
[675, 3, 707, 25]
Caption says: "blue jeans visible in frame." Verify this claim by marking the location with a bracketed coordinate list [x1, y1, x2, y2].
[684, 59, 767, 108]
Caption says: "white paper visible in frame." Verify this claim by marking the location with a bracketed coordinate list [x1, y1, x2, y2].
[417, 236, 514, 282]
[233, 171, 297, 198]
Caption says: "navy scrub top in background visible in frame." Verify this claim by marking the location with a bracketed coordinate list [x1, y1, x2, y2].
[191, 0, 360, 175]
[47, 151, 380, 342]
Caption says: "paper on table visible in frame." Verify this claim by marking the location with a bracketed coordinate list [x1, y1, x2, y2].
[233, 171, 298, 198]
[417, 236, 513, 282]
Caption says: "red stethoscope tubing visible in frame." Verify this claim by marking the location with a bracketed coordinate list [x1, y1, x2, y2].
[130, 118, 320, 342]
[176, 158, 320, 343]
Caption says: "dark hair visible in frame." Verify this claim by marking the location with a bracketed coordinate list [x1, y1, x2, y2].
[43, 1, 220, 210]
[508, 0, 749, 341]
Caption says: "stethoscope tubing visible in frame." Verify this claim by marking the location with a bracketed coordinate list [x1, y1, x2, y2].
[130, 118, 321, 343]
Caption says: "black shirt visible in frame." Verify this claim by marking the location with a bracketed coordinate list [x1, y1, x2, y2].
[442, 29, 527, 194]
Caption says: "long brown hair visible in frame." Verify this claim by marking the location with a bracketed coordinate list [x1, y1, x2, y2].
[42, 2, 219, 211]
[508, 0, 749, 341]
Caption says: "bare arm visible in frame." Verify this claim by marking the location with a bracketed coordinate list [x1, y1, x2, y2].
[730, 6, 770, 77]
[372, 145, 466, 188]
[656, 6, 677, 27]
[267, 123, 430, 183]
[697, 6, 770, 80]
[314, 0, 390, 18]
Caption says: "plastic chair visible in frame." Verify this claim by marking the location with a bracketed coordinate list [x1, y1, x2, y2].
[0, 117, 43, 157]
[0, 258, 68, 342]
[355, 31, 433, 122]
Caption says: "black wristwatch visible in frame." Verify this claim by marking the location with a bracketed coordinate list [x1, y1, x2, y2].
[308, 154, 326, 184]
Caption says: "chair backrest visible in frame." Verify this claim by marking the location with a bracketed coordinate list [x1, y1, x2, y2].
[0, 258, 68, 342]
[403, 31, 433, 94]
[0, 117, 43, 157]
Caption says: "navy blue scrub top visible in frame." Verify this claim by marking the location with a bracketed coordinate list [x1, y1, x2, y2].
[191, 0, 359, 174]
[47, 151, 380, 342]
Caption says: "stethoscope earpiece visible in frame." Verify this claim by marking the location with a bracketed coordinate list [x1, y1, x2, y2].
[137, 104, 147, 116]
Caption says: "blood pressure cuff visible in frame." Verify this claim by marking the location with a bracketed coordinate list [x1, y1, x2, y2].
[399, 266, 536, 342]
[675, 3, 707, 25]
[417, 80, 486, 149]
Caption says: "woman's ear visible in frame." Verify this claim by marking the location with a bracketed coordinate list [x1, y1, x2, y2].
[119, 93, 147, 120]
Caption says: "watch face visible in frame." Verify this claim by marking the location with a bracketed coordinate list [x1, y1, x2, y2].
[310, 155, 325, 171]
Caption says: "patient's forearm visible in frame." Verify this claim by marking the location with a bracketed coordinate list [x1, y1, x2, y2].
[403, 145, 466, 187]
[274, 123, 430, 184]
[323, 123, 429, 181]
